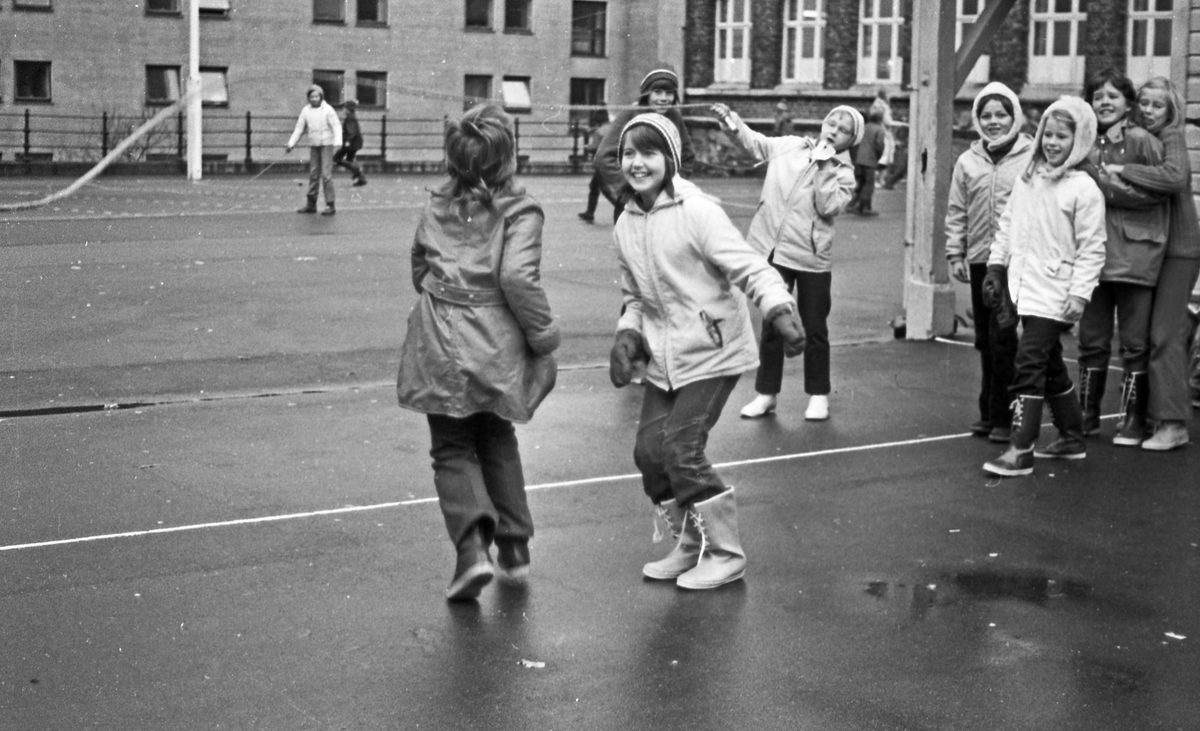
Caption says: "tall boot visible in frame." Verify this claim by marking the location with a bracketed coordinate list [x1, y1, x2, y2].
[446, 525, 493, 601]
[642, 499, 703, 580]
[676, 489, 746, 590]
[1078, 367, 1106, 436]
[983, 395, 1043, 477]
[1034, 385, 1087, 459]
[1112, 371, 1148, 447]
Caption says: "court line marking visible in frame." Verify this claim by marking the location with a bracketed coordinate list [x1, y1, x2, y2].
[934, 336, 1123, 373]
[0, 432, 970, 553]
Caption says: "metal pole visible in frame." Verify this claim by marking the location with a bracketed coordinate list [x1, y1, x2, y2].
[178, 112, 184, 158]
[380, 114, 387, 162]
[245, 111, 252, 165]
[186, 0, 202, 181]
[23, 109, 31, 159]
[102, 111, 109, 158]
[514, 117, 521, 172]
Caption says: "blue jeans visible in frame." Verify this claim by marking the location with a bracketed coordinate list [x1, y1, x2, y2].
[1077, 280, 1154, 373]
[306, 145, 335, 205]
[1010, 316, 1073, 398]
[634, 376, 739, 506]
[427, 412, 532, 547]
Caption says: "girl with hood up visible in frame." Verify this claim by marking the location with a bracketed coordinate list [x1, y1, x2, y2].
[286, 84, 342, 215]
[982, 96, 1106, 478]
[945, 82, 1034, 443]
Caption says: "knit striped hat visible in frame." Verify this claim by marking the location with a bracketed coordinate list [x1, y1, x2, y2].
[825, 105, 865, 146]
[618, 113, 682, 170]
[639, 69, 679, 95]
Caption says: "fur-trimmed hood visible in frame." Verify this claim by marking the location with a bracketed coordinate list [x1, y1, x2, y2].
[1025, 96, 1097, 181]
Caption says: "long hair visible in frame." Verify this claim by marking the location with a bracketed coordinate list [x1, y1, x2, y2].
[614, 124, 677, 205]
[443, 104, 517, 206]
[1133, 76, 1184, 134]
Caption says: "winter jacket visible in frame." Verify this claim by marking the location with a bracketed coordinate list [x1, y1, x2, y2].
[287, 101, 343, 148]
[988, 97, 1106, 323]
[1087, 119, 1168, 285]
[342, 113, 363, 151]
[614, 177, 794, 391]
[945, 134, 1035, 265]
[725, 111, 856, 273]
[397, 182, 559, 423]
[1118, 125, 1200, 260]
[852, 122, 886, 168]
[594, 107, 695, 192]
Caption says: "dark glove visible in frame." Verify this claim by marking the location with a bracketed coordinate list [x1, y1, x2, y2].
[609, 329, 646, 388]
[771, 309, 806, 358]
[981, 265, 1006, 310]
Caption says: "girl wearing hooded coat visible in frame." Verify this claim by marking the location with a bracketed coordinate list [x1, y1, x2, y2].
[945, 82, 1034, 443]
[397, 105, 559, 601]
[609, 114, 805, 590]
[982, 97, 1106, 477]
[286, 85, 342, 215]
[707, 103, 860, 422]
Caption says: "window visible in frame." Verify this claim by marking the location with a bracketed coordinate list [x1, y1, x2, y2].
[1127, 0, 1173, 83]
[14, 0, 53, 10]
[1028, 0, 1086, 86]
[957, 0, 989, 85]
[501, 76, 531, 113]
[859, 0, 905, 84]
[356, 71, 387, 108]
[357, 0, 387, 23]
[464, 75, 492, 110]
[466, 0, 491, 28]
[313, 70, 345, 106]
[715, 0, 752, 84]
[200, 67, 229, 106]
[199, 0, 231, 17]
[569, 78, 606, 125]
[314, 0, 345, 22]
[782, 0, 824, 83]
[572, 2, 607, 56]
[505, 0, 531, 31]
[146, 0, 181, 13]
[14, 61, 52, 102]
[146, 65, 182, 105]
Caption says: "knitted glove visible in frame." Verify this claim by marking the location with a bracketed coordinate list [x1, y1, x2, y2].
[981, 265, 1007, 310]
[767, 305, 806, 358]
[609, 329, 646, 387]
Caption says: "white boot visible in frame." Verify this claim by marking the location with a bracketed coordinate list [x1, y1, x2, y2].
[739, 393, 777, 419]
[805, 394, 829, 421]
[642, 500, 703, 579]
[676, 489, 746, 590]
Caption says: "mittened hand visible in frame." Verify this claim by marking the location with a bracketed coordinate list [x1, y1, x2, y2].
[981, 265, 1006, 309]
[772, 311, 807, 358]
[609, 329, 646, 388]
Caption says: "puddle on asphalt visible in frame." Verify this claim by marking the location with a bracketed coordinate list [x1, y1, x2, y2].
[861, 571, 1093, 621]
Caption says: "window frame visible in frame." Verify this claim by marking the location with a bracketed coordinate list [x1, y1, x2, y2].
[312, 70, 346, 106]
[13, 0, 54, 11]
[199, 0, 231, 18]
[504, 0, 531, 32]
[465, 0, 492, 30]
[714, 0, 752, 85]
[199, 66, 230, 107]
[782, 0, 825, 84]
[313, 0, 346, 24]
[463, 74, 493, 110]
[145, 64, 183, 106]
[500, 76, 532, 113]
[1027, 0, 1087, 87]
[356, 0, 388, 25]
[569, 77, 606, 126]
[571, 1, 607, 57]
[14, 60, 52, 103]
[956, 0, 990, 85]
[355, 70, 388, 109]
[1126, 0, 1173, 83]
[145, 0, 181, 14]
[857, 0, 905, 84]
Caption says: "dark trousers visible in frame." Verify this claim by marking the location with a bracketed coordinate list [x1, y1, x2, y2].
[1077, 280, 1154, 373]
[583, 172, 616, 216]
[1148, 257, 1200, 421]
[306, 146, 335, 205]
[755, 265, 831, 396]
[852, 163, 876, 211]
[969, 263, 1019, 426]
[634, 376, 739, 507]
[333, 145, 363, 180]
[1010, 316, 1074, 398]
[427, 412, 532, 547]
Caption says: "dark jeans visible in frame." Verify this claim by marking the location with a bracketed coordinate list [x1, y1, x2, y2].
[852, 163, 876, 211]
[306, 145, 335, 205]
[969, 263, 1019, 425]
[1077, 280, 1154, 373]
[755, 264, 831, 396]
[583, 171, 616, 216]
[1148, 257, 1200, 421]
[333, 145, 363, 180]
[634, 375, 739, 507]
[427, 412, 532, 547]
[1010, 316, 1074, 398]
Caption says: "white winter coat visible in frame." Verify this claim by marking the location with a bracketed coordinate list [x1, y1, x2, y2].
[615, 177, 794, 391]
[945, 135, 1035, 264]
[287, 102, 342, 148]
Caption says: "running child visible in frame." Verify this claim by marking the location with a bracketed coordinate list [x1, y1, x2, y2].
[707, 102, 859, 422]
[396, 104, 560, 600]
[982, 96, 1106, 477]
[609, 114, 805, 589]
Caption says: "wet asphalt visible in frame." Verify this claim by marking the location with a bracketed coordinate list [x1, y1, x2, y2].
[1, 175, 1197, 730]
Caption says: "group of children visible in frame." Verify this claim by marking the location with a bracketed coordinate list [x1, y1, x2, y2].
[396, 70, 1198, 602]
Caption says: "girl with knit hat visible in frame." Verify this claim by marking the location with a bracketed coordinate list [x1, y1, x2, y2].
[608, 113, 805, 590]
[286, 85, 342, 215]
[592, 67, 696, 223]
[945, 82, 1034, 443]
[709, 102, 859, 422]
[982, 96, 1106, 477]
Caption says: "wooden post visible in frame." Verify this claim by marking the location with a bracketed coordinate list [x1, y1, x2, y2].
[903, 0, 958, 340]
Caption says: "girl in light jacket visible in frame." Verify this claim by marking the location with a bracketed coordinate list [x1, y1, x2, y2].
[397, 105, 559, 601]
[285, 85, 342, 215]
[708, 102, 860, 422]
[608, 114, 805, 590]
[945, 82, 1034, 443]
[1109, 77, 1200, 451]
[1075, 68, 1168, 448]
[982, 96, 1106, 478]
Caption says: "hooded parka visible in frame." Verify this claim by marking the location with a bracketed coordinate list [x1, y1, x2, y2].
[615, 177, 794, 391]
[397, 182, 559, 424]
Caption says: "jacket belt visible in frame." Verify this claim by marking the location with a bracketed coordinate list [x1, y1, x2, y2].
[422, 274, 507, 306]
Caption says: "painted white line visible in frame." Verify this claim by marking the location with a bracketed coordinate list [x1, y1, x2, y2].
[934, 336, 1123, 373]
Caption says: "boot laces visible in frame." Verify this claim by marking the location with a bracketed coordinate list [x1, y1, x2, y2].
[652, 504, 678, 544]
[689, 508, 710, 560]
[1010, 397, 1024, 431]
[1120, 375, 1137, 416]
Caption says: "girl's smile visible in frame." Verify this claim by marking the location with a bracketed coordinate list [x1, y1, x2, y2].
[1041, 116, 1075, 168]
[978, 100, 1014, 141]
[622, 146, 667, 208]
[647, 89, 674, 111]
[1091, 82, 1127, 130]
